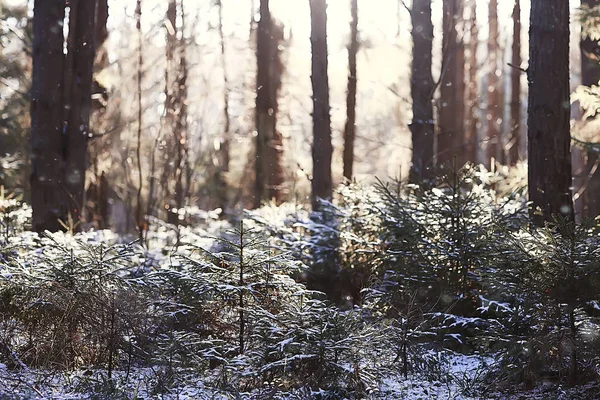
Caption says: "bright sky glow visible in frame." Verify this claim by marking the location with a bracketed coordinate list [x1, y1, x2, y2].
[107, 0, 534, 43]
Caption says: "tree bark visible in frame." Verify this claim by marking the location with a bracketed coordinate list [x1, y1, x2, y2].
[465, 0, 478, 164]
[95, 0, 108, 47]
[158, 0, 177, 220]
[486, 0, 500, 167]
[254, 0, 272, 209]
[508, 0, 521, 165]
[147, 0, 175, 222]
[266, 24, 285, 203]
[135, 0, 144, 239]
[438, 0, 465, 167]
[86, 0, 110, 228]
[173, 0, 188, 215]
[255, 0, 284, 207]
[409, 0, 435, 182]
[31, 0, 97, 232]
[343, 0, 358, 182]
[64, 0, 97, 227]
[216, 0, 230, 212]
[528, 0, 573, 225]
[310, 0, 333, 210]
[30, 0, 66, 232]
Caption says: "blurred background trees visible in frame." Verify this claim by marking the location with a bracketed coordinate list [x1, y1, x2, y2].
[0, 0, 599, 232]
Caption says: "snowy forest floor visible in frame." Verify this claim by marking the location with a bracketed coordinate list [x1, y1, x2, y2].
[1, 353, 599, 399]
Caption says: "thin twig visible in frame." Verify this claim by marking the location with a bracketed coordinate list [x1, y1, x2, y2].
[507, 62, 527, 74]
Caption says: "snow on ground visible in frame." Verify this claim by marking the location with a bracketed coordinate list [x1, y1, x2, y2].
[1, 352, 599, 399]
[0, 353, 487, 399]
[376, 353, 491, 399]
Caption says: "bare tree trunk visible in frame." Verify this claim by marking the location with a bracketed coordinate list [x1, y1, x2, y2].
[310, 0, 333, 210]
[454, 1, 465, 159]
[255, 0, 274, 208]
[97, 173, 108, 229]
[528, 0, 573, 225]
[266, 24, 285, 203]
[409, 0, 435, 182]
[95, 0, 108, 47]
[216, 0, 230, 212]
[465, 0, 478, 164]
[135, 0, 145, 241]
[255, 0, 284, 207]
[486, 0, 500, 167]
[581, 0, 600, 218]
[498, 38, 507, 165]
[508, 0, 521, 165]
[438, 0, 466, 167]
[86, 0, 110, 228]
[64, 0, 96, 229]
[343, 0, 358, 182]
[30, 0, 66, 232]
[173, 0, 188, 219]
[31, 0, 97, 232]
[159, 0, 177, 222]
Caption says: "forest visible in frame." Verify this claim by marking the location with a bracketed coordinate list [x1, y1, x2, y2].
[1, 0, 600, 398]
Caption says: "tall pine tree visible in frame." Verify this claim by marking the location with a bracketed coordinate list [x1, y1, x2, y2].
[309, 0, 333, 210]
[30, 0, 97, 232]
[409, 0, 435, 182]
[527, 0, 573, 225]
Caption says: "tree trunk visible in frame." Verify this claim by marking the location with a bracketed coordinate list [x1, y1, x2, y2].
[255, 0, 270, 208]
[91, 0, 108, 109]
[216, 0, 230, 212]
[173, 0, 188, 216]
[31, 0, 97, 232]
[64, 0, 97, 228]
[157, 0, 177, 221]
[465, 0, 478, 164]
[498, 38, 507, 165]
[135, 0, 144, 240]
[30, 0, 66, 232]
[147, 0, 175, 222]
[255, 0, 281, 207]
[508, 0, 521, 166]
[581, 0, 600, 218]
[486, 0, 500, 167]
[95, 0, 108, 46]
[266, 24, 285, 203]
[438, 0, 466, 167]
[409, 0, 435, 182]
[528, 0, 573, 225]
[86, 0, 110, 228]
[343, 0, 358, 182]
[310, 0, 333, 210]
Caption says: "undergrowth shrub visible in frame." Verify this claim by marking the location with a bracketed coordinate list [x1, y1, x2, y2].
[0, 233, 152, 374]
[147, 222, 379, 397]
[375, 164, 526, 311]
[488, 217, 600, 388]
[249, 185, 383, 305]
[248, 165, 533, 384]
